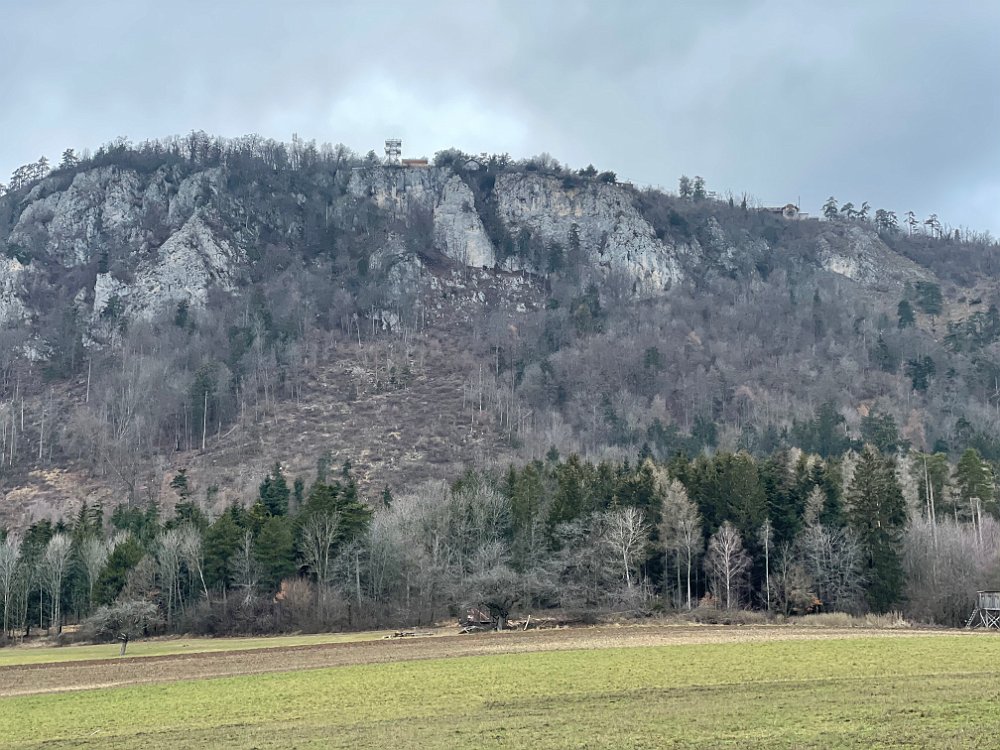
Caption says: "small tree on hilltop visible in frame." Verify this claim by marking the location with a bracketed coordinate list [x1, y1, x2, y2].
[823, 196, 838, 219]
[678, 175, 692, 199]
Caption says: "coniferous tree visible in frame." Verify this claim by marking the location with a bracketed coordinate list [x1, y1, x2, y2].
[258, 463, 290, 516]
[897, 299, 915, 328]
[847, 448, 907, 612]
[823, 196, 838, 219]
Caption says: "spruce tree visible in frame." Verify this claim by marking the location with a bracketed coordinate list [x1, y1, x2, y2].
[258, 463, 290, 516]
[847, 448, 907, 611]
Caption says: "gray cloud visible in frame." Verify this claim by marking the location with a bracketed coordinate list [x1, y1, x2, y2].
[2, 0, 998, 233]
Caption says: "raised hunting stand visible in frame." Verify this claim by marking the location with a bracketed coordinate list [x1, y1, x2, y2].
[965, 591, 1000, 629]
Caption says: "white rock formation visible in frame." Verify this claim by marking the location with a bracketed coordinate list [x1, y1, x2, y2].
[432, 176, 495, 267]
[92, 213, 244, 321]
[818, 226, 930, 287]
[494, 173, 683, 292]
[0, 257, 28, 323]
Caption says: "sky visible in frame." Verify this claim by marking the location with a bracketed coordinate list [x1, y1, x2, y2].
[2, 0, 999, 233]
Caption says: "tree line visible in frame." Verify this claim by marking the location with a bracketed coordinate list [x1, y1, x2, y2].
[2, 441, 997, 642]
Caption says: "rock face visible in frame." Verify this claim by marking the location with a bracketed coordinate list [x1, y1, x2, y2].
[817, 226, 930, 288]
[1, 165, 239, 326]
[9, 166, 217, 269]
[0, 257, 28, 322]
[494, 173, 684, 292]
[348, 167, 496, 267]
[432, 176, 495, 268]
[0, 158, 941, 334]
[350, 167, 685, 291]
[91, 213, 244, 321]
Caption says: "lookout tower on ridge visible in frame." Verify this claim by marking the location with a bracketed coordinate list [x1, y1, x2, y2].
[965, 591, 1000, 629]
[384, 138, 402, 166]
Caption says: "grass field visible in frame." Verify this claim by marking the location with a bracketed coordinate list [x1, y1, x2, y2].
[2, 627, 1000, 748]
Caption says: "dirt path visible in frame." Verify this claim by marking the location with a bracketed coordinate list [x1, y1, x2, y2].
[0, 624, 969, 698]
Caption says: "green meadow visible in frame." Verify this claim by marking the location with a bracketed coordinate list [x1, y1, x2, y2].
[4, 634, 1000, 748]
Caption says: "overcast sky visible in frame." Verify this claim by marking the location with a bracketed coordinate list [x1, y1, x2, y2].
[2, 0, 998, 233]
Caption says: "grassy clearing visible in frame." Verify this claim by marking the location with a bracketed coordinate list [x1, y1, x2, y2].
[0, 630, 384, 667]
[4, 634, 1000, 748]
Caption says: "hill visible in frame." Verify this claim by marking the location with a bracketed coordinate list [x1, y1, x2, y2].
[1, 133, 1000, 528]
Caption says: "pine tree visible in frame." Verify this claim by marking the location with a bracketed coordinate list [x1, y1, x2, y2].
[692, 176, 706, 201]
[823, 196, 838, 219]
[678, 175, 692, 199]
[258, 463, 290, 516]
[954, 448, 993, 543]
[897, 299, 915, 328]
[847, 448, 907, 611]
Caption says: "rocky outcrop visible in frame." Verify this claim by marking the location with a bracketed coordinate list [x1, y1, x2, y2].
[92, 213, 244, 321]
[350, 167, 684, 292]
[818, 226, 930, 288]
[349, 167, 495, 267]
[432, 176, 495, 267]
[8, 165, 216, 269]
[0, 158, 945, 335]
[494, 173, 684, 292]
[0, 257, 28, 322]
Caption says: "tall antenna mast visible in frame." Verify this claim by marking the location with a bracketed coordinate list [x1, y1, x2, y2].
[384, 138, 401, 166]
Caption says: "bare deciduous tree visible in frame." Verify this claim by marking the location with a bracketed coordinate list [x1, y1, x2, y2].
[155, 529, 184, 626]
[758, 518, 773, 611]
[466, 540, 520, 630]
[606, 506, 648, 594]
[0, 536, 19, 637]
[41, 534, 72, 632]
[79, 536, 110, 613]
[659, 479, 703, 610]
[704, 522, 750, 609]
[178, 524, 209, 603]
[300, 511, 342, 588]
[232, 531, 259, 607]
[798, 523, 864, 613]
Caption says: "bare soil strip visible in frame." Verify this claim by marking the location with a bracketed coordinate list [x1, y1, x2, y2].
[0, 624, 968, 698]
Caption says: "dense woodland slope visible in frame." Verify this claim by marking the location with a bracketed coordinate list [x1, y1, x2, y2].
[0, 133, 999, 634]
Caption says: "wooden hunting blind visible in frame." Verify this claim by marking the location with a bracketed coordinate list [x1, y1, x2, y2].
[965, 591, 1000, 629]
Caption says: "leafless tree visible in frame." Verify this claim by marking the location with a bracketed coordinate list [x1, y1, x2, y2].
[770, 541, 815, 615]
[79, 536, 110, 613]
[659, 479, 703, 610]
[40, 533, 72, 632]
[704, 522, 750, 609]
[0, 536, 19, 637]
[606, 507, 648, 594]
[466, 541, 520, 630]
[758, 518, 774, 611]
[156, 529, 184, 626]
[85, 599, 160, 655]
[300, 511, 342, 588]
[178, 524, 209, 603]
[797, 523, 864, 613]
[231, 531, 258, 607]
[904, 517, 1000, 625]
[803, 486, 825, 526]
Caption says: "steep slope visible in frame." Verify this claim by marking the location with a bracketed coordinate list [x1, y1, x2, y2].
[1, 136, 999, 530]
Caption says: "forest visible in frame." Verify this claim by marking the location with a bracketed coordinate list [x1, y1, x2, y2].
[2, 134, 1000, 638]
[1, 439, 996, 641]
